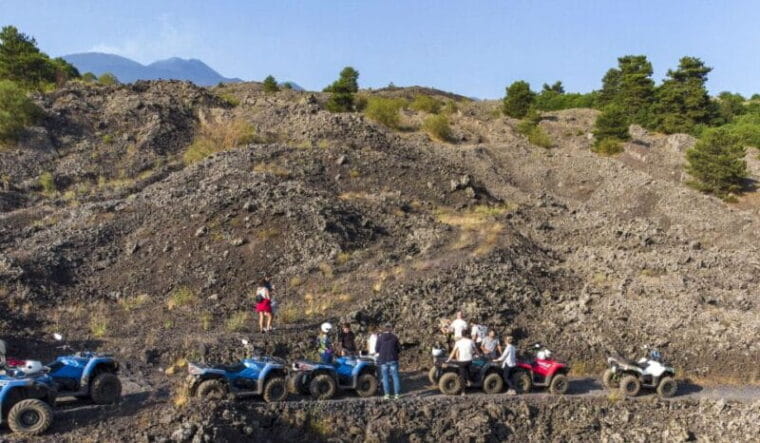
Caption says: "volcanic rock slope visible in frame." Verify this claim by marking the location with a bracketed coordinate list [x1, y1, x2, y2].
[0, 81, 759, 440]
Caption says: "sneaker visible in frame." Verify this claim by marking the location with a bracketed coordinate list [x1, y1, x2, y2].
[506, 389, 517, 396]
[393, 394, 400, 400]
[383, 394, 390, 400]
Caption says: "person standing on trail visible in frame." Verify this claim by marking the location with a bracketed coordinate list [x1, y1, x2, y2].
[376, 323, 402, 400]
[481, 329, 502, 359]
[338, 323, 357, 356]
[447, 334, 477, 396]
[318, 322, 334, 364]
[445, 311, 468, 343]
[254, 278, 273, 333]
[366, 326, 379, 357]
[495, 336, 517, 395]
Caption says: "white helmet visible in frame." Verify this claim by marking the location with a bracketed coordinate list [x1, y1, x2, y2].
[537, 349, 552, 360]
[24, 360, 44, 375]
[432, 348, 444, 357]
[321, 322, 333, 333]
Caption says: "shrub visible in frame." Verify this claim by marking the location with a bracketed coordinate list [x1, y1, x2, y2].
[502, 81, 535, 118]
[593, 104, 630, 142]
[364, 97, 405, 128]
[81, 72, 97, 83]
[410, 95, 442, 114]
[686, 128, 747, 198]
[218, 93, 240, 107]
[183, 119, 258, 164]
[0, 80, 41, 142]
[98, 72, 118, 86]
[167, 287, 197, 310]
[422, 114, 453, 142]
[226, 311, 250, 332]
[0, 26, 78, 90]
[90, 314, 108, 338]
[262, 75, 279, 93]
[592, 137, 624, 156]
[38, 172, 56, 195]
[720, 113, 760, 148]
[516, 110, 552, 148]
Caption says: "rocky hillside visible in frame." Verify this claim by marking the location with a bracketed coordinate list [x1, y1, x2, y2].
[1, 80, 759, 440]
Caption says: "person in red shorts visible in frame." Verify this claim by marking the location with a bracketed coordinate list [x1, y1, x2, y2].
[254, 278, 273, 333]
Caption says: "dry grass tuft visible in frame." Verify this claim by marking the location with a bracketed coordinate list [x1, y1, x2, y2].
[167, 287, 198, 310]
[253, 162, 291, 178]
[183, 119, 258, 164]
[226, 311, 250, 332]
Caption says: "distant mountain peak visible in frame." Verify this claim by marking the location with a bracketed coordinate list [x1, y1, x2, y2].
[62, 52, 242, 86]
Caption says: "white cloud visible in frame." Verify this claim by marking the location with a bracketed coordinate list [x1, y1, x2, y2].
[89, 15, 201, 63]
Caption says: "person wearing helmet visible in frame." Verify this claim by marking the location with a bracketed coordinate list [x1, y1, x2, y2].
[494, 336, 517, 395]
[318, 322, 334, 364]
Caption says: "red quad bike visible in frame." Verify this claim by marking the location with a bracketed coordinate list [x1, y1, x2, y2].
[512, 343, 570, 395]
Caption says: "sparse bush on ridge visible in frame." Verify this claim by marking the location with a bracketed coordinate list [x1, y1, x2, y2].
[0, 79, 41, 142]
[324, 66, 359, 112]
[502, 80, 536, 118]
[516, 109, 553, 148]
[591, 137, 624, 156]
[98, 72, 119, 86]
[422, 114, 453, 142]
[262, 75, 279, 93]
[410, 94, 442, 114]
[364, 96, 406, 128]
[183, 119, 258, 164]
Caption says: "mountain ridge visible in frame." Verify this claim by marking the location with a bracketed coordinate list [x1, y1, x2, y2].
[62, 52, 243, 86]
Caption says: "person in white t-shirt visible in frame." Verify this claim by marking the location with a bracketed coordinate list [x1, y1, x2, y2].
[470, 321, 488, 344]
[447, 335, 477, 395]
[448, 311, 468, 339]
[366, 326, 379, 357]
[494, 336, 518, 395]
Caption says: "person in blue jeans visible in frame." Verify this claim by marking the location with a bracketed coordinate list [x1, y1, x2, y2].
[376, 323, 402, 400]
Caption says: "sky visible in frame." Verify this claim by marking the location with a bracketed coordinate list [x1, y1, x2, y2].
[2, 0, 760, 98]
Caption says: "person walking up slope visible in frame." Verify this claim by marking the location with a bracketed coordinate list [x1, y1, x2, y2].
[376, 323, 402, 400]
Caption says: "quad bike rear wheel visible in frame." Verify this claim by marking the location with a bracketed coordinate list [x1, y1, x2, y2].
[602, 369, 618, 389]
[309, 374, 337, 400]
[511, 371, 532, 394]
[438, 372, 463, 395]
[482, 372, 504, 394]
[263, 376, 287, 403]
[657, 376, 678, 398]
[90, 372, 122, 404]
[619, 375, 641, 397]
[428, 367, 439, 385]
[197, 379, 228, 400]
[355, 373, 379, 397]
[7, 399, 53, 437]
[549, 374, 569, 395]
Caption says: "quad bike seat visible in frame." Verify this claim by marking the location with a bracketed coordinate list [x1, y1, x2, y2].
[212, 363, 246, 373]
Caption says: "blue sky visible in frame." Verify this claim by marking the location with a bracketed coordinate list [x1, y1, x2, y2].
[3, 0, 760, 98]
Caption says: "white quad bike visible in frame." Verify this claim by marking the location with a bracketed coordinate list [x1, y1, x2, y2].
[602, 347, 678, 399]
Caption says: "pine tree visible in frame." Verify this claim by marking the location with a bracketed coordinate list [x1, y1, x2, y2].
[502, 80, 535, 118]
[262, 75, 279, 93]
[651, 57, 713, 134]
[593, 104, 630, 142]
[686, 128, 747, 198]
[0, 26, 78, 90]
[598, 68, 621, 106]
[324, 67, 359, 112]
[596, 56, 655, 125]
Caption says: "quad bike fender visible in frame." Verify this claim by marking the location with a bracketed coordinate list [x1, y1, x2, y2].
[546, 365, 570, 378]
[187, 373, 226, 396]
[351, 361, 375, 378]
[350, 365, 378, 389]
[82, 359, 119, 388]
[257, 366, 288, 393]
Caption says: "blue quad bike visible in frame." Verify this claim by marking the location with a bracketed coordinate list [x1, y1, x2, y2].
[47, 333, 122, 405]
[288, 355, 379, 400]
[0, 361, 57, 437]
[186, 339, 289, 403]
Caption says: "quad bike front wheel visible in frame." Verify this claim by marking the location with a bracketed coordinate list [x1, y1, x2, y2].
[428, 367, 439, 385]
[602, 369, 618, 389]
[619, 375, 641, 397]
[438, 372, 463, 395]
[7, 399, 53, 437]
[355, 373, 379, 397]
[511, 371, 532, 394]
[657, 376, 678, 398]
[90, 372, 122, 404]
[263, 376, 288, 403]
[482, 372, 504, 394]
[549, 374, 569, 395]
[196, 379, 228, 400]
[309, 374, 337, 400]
